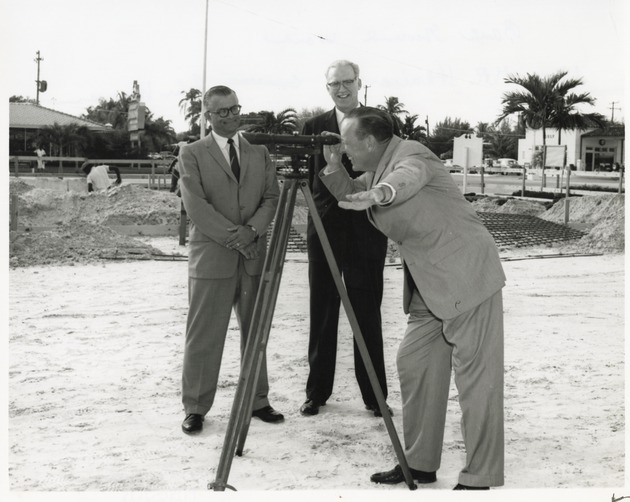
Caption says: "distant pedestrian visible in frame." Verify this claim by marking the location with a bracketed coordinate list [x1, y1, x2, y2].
[34, 146, 46, 171]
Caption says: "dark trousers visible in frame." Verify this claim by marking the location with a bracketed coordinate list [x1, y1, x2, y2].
[305, 209, 388, 406]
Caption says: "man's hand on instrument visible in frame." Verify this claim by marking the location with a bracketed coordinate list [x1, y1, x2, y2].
[226, 225, 256, 250]
[321, 131, 343, 173]
[338, 187, 386, 211]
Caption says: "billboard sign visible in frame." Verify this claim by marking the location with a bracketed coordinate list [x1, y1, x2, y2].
[128, 101, 145, 132]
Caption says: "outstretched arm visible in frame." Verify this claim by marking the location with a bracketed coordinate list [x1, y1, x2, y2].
[338, 184, 393, 210]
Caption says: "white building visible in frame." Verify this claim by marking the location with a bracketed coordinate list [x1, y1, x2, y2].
[517, 125, 625, 171]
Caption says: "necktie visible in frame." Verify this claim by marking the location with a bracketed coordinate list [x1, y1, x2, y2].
[227, 138, 240, 181]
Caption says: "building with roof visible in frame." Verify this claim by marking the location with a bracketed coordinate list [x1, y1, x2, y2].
[9, 102, 112, 156]
[517, 125, 625, 171]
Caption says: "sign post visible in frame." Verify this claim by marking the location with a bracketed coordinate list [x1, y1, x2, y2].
[128, 81, 145, 150]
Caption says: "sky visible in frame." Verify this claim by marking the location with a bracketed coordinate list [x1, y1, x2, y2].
[1, 0, 628, 135]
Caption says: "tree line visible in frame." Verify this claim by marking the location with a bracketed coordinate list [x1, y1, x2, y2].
[10, 70, 612, 161]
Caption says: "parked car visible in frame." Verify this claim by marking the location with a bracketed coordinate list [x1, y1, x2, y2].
[497, 158, 524, 175]
[496, 158, 518, 168]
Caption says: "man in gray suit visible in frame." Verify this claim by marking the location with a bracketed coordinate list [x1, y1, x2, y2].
[319, 107, 505, 490]
[178, 85, 283, 435]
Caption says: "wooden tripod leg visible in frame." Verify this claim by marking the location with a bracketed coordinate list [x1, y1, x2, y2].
[234, 179, 299, 455]
[210, 179, 299, 491]
[300, 181, 417, 491]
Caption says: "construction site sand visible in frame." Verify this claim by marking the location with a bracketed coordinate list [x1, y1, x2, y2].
[6, 179, 626, 498]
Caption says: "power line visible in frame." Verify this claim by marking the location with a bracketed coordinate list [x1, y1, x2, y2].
[433, 126, 523, 138]
[609, 101, 621, 122]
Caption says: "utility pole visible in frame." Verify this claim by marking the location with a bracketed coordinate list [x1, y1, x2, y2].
[425, 115, 430, 137]
[609, 101, 621, 123]
[363, 85, 370, 106]
[34, 50, 44, 105]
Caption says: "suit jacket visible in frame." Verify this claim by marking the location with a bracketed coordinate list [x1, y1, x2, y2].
[321, 136, 506, 320]
[301, 108, 361, 220]
[179, 133, 279, 279]
[301, 107, 401, 220]
[301, 108, 388, 262]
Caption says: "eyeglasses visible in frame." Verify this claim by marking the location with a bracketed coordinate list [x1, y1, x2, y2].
[326, 78, 357, 90]
[208, 105, 242, 118]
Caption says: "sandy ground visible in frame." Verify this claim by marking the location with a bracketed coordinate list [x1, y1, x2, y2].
[5, 181, 627, 502]
[6, 242, 626, 502]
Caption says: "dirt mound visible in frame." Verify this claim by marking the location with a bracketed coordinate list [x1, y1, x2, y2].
[9, 179, 624, 267]
[472, 197, 548, 216]
[8, 178, 36, 197]
[13, 183, 180, 228]
[543, 194, 625, 254]
[9, 221, 165, 268]
[541, 193, 624, 225]
[9, 181, 180, 268]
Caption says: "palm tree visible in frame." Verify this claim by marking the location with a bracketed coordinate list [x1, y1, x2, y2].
[484, 121, 518, 160]
[40, 122, 90, 157]
[400, 114, 427, 142]
[179, 88, 202, 135]
[85, 99, 125, 129]
[296, 106, 328, 132]
[83, 91, 134, 129]
[429, 117, 472, 158]
[474, 121, 518, 161]
[549, 95, 605, 144]
[247, 108, 298, 134]
[140, 115, 177, 154]
[378, 96, 407, 132]
[475, 122, 492, 141]
[497, 71, 603, 185]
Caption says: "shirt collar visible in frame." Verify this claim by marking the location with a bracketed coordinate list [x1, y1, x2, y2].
[334, 108, 346, 127]
[335, 104, 360, 128]
[212, 130, 239, 150]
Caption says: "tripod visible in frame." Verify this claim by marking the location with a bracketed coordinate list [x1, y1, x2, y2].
[208, 133, 417, 491]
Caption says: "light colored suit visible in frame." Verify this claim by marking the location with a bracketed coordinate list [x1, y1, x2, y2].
[321, 136, 505, 487]
[179, 133, 279, 416]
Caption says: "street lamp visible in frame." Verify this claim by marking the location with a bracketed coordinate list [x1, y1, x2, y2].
[200, 0, 209, 138]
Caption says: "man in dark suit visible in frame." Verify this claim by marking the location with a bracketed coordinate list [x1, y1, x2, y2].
[299, 60, 390, 417]
[178, 85, 284, 435]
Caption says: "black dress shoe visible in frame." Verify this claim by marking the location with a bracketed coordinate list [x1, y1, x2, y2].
[365, 403, 393, 417]
[252, 405, 285, 423]
[371, 464, 436, 484]
[300, 399, 324, 416]
[453, 483, 489, 490]
[181, 413, 204, 435]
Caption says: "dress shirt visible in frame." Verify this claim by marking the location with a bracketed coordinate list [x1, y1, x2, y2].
[212, 131, 240, 165]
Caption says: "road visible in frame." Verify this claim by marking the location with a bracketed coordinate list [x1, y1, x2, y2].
[451, 171, 623, 196]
